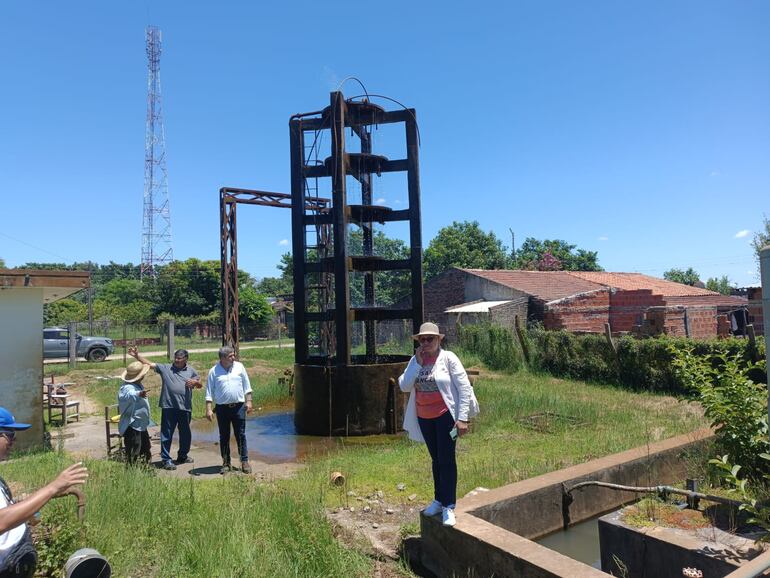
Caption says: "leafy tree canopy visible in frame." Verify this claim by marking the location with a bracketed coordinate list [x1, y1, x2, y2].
[705, 276, 733, 296]
[423, 221, 509, 280]
[752, 215, 770, 275]
[256, 253, 294, 296]
[663, 267, 701, 286]
[512, 238, 602, 272]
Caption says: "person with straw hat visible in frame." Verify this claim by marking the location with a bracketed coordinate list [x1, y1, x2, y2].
[118, 361, 152, 465]
[398, 322, 479, 527]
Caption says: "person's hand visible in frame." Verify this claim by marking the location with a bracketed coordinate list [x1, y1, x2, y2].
[455, 420, 469, 437]
[51, 462, 88, 497]
[127, 346, 139, 359]
[206, 408, 214, 422]
[415, 344, 424, 366]
[246, 400, 253, 415]
[139, 390, 147, 398]
[185, 379, 196, 389]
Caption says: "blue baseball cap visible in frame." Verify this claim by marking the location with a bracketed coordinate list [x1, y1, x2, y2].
[0, 408, 31, 430]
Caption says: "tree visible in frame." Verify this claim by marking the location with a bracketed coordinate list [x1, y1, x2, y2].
[511, 238, 602, 271]
[44, 299, 87, 325]
[752, 215, 770, 274]
[706, 276, 733, 296]
[239, 285, 273, 324]
[348, 229, 411, 305]
[0, 258, 5, 268]
[154, 258, 221, 318]
[663, 267, 701, 286]
[256, 253, 294, 296]
[423, 221, 509, 280]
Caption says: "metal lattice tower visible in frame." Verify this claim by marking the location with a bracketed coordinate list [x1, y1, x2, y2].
[141, 25, 173, 279]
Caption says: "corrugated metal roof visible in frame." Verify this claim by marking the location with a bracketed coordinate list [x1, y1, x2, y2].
[460, 269, 606, 302]
[445, 300, 513, 313]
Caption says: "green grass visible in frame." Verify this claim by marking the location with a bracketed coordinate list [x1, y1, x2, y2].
[296, 367, 708, 504]
[2, 452, 372, 578]
[77, 346, 296, 422]
[18, 346, 711, 577]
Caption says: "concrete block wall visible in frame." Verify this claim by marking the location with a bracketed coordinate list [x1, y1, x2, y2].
[489, 299, 529, 330]
[544, 290, 610, 333]
[642, 306, 717, 339]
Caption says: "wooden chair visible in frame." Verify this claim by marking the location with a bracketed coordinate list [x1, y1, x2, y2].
[104, 404, 123, 458]
[45, 383, 80, 425]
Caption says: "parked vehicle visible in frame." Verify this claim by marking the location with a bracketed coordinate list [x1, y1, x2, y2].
[43, 328, 114, 362]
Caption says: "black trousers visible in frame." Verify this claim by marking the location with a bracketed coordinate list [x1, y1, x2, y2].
[123, 428, 151, 465]
[418, 411, 458, 508]
[215, 403, 248, 464]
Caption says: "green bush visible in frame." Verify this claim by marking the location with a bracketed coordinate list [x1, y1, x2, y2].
[460, 323, 765, 395]
[457, 323, 524, 372]
[528, 328, 764, 394]
[671, 346, 768, 479]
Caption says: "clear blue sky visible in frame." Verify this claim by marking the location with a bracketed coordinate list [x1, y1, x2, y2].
[1, 1, 768, 287]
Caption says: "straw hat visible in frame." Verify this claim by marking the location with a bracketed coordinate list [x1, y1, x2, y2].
[121, 361, 150, 383]
[412, 322, 445, 340]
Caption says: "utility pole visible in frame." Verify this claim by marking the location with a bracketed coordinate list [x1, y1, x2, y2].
[141, 25, 173, 279]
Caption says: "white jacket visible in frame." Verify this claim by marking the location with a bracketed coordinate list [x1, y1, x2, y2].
[398, 348, 480, 443]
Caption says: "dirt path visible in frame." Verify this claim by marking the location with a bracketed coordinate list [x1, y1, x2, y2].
[44, 342, 294, 364]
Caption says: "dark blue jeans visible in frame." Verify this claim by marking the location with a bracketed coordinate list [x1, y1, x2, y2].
[418, 411, 457, 508]
[160, 408, 192, 463]
[215, 403, 248, 464]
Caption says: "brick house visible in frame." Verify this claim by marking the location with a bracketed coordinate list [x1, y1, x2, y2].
[426, 269, 748, 341]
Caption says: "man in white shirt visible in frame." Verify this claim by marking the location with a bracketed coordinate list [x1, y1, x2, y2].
[205, 346, 253, 474]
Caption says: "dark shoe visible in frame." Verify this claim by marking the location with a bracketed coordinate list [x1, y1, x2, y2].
[176, 456, 194, 464]
[220, 463, 232, 475]
[241, 461, 252, 474]
[162, 461, 177, 471]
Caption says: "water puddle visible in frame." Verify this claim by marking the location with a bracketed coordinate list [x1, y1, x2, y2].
[190, 409, 338, 464]
[536, 515, 602, 569]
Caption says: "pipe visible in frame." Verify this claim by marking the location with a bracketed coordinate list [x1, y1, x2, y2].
[723, 548, 770, 578]
[566, 481, 743, 508]
[62, 487, 86, 522]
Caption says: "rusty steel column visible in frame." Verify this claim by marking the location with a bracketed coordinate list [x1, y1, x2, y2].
[219, 189, 239, 355]
[330, 91, 351, 366]
[289, 119, 309, 363]
[405, 111, 424, 335]
[360, 125, 376, 360]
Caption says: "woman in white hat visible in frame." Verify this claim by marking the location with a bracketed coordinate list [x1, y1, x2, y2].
[398, 322, 479, 527]
[118, 361, 152, 465]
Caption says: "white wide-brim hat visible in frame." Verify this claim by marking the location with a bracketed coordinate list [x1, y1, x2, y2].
[412, 322, 445, 340]
[121, 361, 150, 383]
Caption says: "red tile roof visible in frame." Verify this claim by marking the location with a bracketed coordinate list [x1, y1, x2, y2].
[460, 269, 747, 307]
[460, 269, 606, 302]
[566, 272, 723, 297]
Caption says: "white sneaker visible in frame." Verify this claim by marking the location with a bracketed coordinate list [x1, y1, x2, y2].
[423, 500, 443, 516]
[442, 507, 456, 527]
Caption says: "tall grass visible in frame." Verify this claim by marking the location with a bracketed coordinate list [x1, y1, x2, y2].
[2, 453, 372, 578]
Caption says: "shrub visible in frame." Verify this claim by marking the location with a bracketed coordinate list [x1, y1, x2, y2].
[672, 346, 769, 479]
[456, 323, 524, 372]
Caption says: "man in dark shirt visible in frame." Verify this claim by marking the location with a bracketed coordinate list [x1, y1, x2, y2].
[128, 346, 202, 470]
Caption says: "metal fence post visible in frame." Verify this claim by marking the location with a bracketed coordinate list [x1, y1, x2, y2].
[167, 319, 175, 361]
[760, 245, 770, 443]
[68, 322, 77, 369]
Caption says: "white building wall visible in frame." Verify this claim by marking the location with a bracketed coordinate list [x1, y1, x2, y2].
[0, 288, 44, 450]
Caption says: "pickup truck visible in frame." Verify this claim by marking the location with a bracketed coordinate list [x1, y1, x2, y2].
[43, 327, 114, 362]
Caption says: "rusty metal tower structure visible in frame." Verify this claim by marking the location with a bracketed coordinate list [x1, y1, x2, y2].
[290, 91, 424, 435]
[141, 25, 173, 279]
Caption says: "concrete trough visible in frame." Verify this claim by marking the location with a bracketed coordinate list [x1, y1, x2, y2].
[420, 428, 715, 577]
